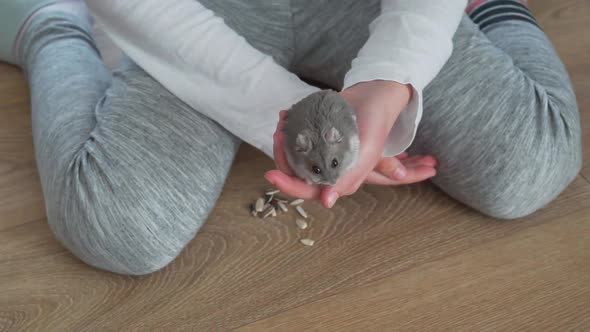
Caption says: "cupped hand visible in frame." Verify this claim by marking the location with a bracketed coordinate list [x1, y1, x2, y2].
[265, 80, 437, 208]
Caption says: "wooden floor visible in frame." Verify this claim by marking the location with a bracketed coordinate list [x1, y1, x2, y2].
[1, 1, 589, 331]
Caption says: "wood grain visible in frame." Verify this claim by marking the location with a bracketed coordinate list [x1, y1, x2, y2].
[0, 65, 46, 232]
[1, 143, 590, 331]
[236, 207, 590, 332]
[0, 1, 589, 332]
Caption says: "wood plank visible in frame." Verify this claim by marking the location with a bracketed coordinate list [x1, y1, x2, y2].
[0, 64, 46, 231]
[1, 144, 589, 331]
[237, 207, 590, 332]
[0, 64, 29, 105]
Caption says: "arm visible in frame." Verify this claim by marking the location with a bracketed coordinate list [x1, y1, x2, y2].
[344, 0, 467, 156]
[86, 0, 318, 157]
[269, 1, 466, 206]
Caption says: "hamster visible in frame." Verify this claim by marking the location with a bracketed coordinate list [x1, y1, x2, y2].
[282, 90, 360, 185]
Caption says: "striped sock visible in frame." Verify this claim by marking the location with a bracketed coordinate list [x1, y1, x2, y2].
[466, 0, 540, 31]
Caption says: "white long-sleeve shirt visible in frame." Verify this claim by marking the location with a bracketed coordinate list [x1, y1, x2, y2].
[86, 0, 466, 158]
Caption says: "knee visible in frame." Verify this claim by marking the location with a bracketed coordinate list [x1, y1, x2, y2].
[49, 198, 207, 275]
[464, 143, 582, 220]
[48, 201, 206, 275]
[45, 159, 213, 276]
[474, 191, 550, 220]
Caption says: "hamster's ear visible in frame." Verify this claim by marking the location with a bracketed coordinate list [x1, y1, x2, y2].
[295, 132, 312, 154]
[325, 127, 343, 144]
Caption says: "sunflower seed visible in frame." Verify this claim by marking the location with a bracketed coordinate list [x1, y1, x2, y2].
[295, 205, 308, 219]
[272, 201, 289, 213]
[266, 195, 274, 204]
[275, 197, 288, 203]
[250, 204, 258, 217]
[263, 206, 276, 218]
[277, 201, 288, 212]
[300, 238, 315, 246]
[265, 189, 281, 196]
[295, 218, 308, 230]
[263, 203, 271, 211]
[255, 198, 265, 212]
[290, 198, 304, 206]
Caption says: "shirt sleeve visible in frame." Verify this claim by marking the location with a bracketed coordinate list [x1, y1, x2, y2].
[343, 0, 466, 156]
[86, 0, 319, 158]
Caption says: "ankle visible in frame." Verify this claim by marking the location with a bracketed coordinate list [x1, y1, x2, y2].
[466, 0, 538, 31]
[466, 0, 529, 15]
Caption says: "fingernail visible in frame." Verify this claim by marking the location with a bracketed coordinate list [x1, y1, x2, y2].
[327, 192, 339, 208]
[394, 167, 407, 179]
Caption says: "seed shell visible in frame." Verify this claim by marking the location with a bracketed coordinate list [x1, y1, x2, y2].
[265, 189, 281, 196]
[295, 218, 308, 230]
[295, 205, 308, 219]
[277, 201, 289, 212]
[256, 198, 266, 212]
[300, 238, 315, 246]
[274, 197, 288, 203]
[263, 206, 276, 218]
[290, 198, 304, 206]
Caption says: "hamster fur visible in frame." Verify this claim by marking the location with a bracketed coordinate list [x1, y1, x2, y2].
[282, 90, 360, 185]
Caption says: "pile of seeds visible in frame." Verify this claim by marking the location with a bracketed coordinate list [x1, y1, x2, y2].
[250, 189, 315, 246]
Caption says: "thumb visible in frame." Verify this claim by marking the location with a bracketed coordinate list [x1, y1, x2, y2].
[374, 157, 407, 180]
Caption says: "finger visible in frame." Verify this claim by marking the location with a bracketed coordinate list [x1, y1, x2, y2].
[321, 184, 360, 209]
[264, 170, 321, 200]
[273, 130, 294, 176]
[365, 165, 437, 186]
[374, 157, 407, 180]
[396, 152, 409, 159]
[398, 165, 437, 184]
[365, 171, 403, 185]
[321, 170, 365, 208]
[272, 110, 294, 175]
[418, 155, 438, 167]
[278, 110, 288, 127]
[401, 159, 437, 170]
[320, 187, 338, 209]
[400, 155, 438, 168]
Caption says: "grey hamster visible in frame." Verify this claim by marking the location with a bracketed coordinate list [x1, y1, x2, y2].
[282, 90, 360, 185]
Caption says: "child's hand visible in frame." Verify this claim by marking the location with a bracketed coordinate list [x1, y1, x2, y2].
[266, 80, 437, 208]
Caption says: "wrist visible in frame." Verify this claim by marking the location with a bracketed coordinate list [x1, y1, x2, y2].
[339, 80, 413, 140]
[370, 80, 412, 107]
[342, 80, 412, 106]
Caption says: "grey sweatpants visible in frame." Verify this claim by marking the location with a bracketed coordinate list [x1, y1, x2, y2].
[19, 0, 581, 275]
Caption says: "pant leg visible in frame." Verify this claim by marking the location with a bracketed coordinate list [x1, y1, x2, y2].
[292, 3, 582, 219]
[411, 15, 581, 219]
[22, 10, 240, 275]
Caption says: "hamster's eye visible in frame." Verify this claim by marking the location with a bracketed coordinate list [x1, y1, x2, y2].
[331, 159, 339, 168]
[311, 165, 322, 174]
